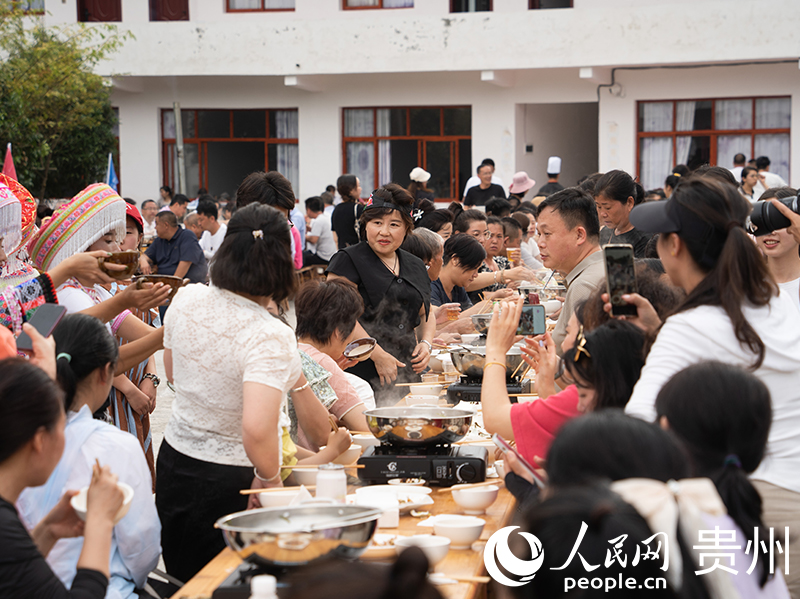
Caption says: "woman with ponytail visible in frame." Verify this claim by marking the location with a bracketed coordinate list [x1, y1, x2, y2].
[619, 176, 800, 596]
[17, 314, 160, 599]
[157, 202, 301, 582]
[655, 362, 786, 593]
[594, 169, 652, 257]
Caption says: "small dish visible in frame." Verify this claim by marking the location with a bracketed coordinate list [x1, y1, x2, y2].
[351, 433, 380, 450]
[344, 337, 377, 361]
[412, 384, 443, 397]
[433, 515, 486, 549]
[451, 484, 499, 515]
[71, 482, 134, 524]
[387, 478, 427, 487]
[405, 394, 439, 406]
[288, 467, 318, 487]
[362, 534, 400, 560]
[257, 489, 302, 508]
[394, 535, 450, 570]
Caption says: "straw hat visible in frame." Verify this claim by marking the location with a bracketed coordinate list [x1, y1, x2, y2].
[508, 172, 536, 194]
[29, 183, 126, 272]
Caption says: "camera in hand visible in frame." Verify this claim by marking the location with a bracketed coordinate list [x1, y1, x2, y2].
[746, 192, 800, 236]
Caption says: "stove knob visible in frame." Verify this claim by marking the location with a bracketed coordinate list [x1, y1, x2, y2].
[456, 463, 477, 483]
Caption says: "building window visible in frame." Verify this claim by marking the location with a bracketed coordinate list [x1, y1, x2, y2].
[226, 0, 295, 11]
[529, 0, 572, 8]
[10, 0, 44, 13]
[637, 97, 790, 190]
[343, 106, 472, 201]
[78, 0, 121, 21]
[451, 0, 491, 11]
[150, 0, 188, 20]
[161, 109, 299, 198]
[344, 0, 413, 8]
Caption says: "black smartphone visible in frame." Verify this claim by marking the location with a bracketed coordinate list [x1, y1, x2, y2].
[16, 303, 67, 353]
[603, 244, 638, 317]
[492, 433, 546, 489]
[517, 304, 546, 336]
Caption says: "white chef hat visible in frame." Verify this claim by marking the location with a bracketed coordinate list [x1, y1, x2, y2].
[547, 156, 562, 175]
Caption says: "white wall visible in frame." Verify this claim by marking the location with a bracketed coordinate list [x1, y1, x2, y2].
[515, 102, 599, 191]
[597, 62, 800, 187]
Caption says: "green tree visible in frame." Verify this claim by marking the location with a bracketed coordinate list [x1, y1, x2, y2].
[0, 8, 130, 198]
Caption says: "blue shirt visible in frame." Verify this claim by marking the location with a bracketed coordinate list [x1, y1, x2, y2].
[291, 207, 306, 251]
[431, 278, 473, 311]
[145, 227, 207, 283]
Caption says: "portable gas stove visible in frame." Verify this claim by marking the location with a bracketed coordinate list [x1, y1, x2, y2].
[357, 444, 487, 486]
[446, 375, 530, 404]
[213, 562, 291, 599]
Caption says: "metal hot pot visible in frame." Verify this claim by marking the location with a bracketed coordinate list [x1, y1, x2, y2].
[363, 406, 475, 447]
[450, 345, 525, 379]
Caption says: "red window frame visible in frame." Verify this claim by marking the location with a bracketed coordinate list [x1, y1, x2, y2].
[225, 0, 295, 12]
[343, 0, 413, 8]
[342, 105, 471, 202]
[160, 108, 298, 194]
[636, 96, 791, 181]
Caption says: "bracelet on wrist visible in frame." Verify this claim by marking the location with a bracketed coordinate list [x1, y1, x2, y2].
[484, 361, 507, 370]
[420, 339, 432, 353]
[292, 380, 310, 393]
[254, 466, 281, 482]
[142, 372, 160, 387]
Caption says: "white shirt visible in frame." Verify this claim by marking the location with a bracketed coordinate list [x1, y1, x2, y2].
[626, 292, 800, 494]
[143, 218, 156, 237]
[200, 222, 227, 260]
[753, 171, 788, 200]
[324, 204, 335, 216]
[463, 174, 504, 197]
[18, 406, 160, 599]
[163, 284, 300, 466]
[307, 213, 336, 261]
[778, 279, 800, 312]
[729, 166, 744, 181]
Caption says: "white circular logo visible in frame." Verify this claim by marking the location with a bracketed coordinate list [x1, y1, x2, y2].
[483, 526, 545, 587]
[387, 462, 397, 472]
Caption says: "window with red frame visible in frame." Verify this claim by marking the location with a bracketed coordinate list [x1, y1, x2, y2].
[637, 97, 790, 190]
[344, 0, 413, 8]
[226, 0, 294, 11]
[161, 109, 298, 198]
[343, 106, 471, 201]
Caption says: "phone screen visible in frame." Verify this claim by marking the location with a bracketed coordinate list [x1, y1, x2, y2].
[603, 244, 637, 317]
[15, 304, 67, 352]
[492, 433, 546, 489]
[517, 304, 546, 336]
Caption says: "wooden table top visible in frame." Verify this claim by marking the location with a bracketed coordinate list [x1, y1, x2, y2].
[171, 482, 516, 599]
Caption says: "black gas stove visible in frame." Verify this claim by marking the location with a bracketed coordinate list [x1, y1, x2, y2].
[446, 375, 530, 404]
[213, 562, 291, 599]
[357, 444, 487, 486]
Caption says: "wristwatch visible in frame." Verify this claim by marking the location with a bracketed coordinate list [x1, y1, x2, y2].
[142, 373, 161, 387]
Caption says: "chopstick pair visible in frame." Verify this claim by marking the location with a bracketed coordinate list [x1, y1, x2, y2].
[240, 486, 316, 495]
[436, 479, 504, 493]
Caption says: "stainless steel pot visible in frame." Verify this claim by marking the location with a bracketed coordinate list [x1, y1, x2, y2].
[450, 345, 524, 379]
[471, 313, 493, 335]
[215, 504, 382, 568]
[363, 406, 474, 446]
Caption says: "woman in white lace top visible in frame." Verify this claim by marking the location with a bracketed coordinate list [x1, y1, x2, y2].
[157, 203, 300, 583]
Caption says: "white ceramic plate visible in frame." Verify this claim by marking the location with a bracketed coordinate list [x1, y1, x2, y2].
[348, 491, 434, 513]
[361, 534, 401, 560]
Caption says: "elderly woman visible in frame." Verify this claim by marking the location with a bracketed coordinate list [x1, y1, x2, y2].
[327, 184, 434, 406]
[157, 203, 301, 582]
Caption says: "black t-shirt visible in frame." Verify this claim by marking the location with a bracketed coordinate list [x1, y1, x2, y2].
[330, 202, 364, 249]
[430, 279, 473, 311]
[599, 227, 653, 258]
[537, 181, 564, 197]
[464, 184, 506, 207]
[0, 497, 108, 599]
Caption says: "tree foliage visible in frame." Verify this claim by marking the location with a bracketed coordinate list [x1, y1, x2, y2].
[0, 8, 130, 198]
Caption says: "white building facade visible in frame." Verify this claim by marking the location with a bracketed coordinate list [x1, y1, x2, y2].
[41, 0, 800, 202]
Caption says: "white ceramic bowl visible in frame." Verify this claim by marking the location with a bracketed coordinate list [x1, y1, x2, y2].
[289, 467, 318, 487]
[351, 434, 380, 450]
[433, 515, 486, 549]
[451, 484, 499, 515]
[395, 535, 450, 570]
[495, 459, 506, 479]
[413, 384, 443, 397]
[405, 394, 440, 406]
[71, 482, 134, 524]
[333, 444, 363, 466]
[257, 489, 303, 508]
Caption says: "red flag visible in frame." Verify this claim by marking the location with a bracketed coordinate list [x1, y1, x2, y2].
[2, 143, 16, 181]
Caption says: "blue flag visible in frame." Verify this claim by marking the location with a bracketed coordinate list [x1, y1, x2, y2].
[105, 153, 119, 192]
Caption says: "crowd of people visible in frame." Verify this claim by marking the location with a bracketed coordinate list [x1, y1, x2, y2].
[0, 149, 799, 599]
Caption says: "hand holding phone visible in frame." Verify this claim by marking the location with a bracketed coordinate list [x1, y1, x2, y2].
[492, 433, 546, 489]
[16, 304, 67, 353]
[603, 244, 638, 317]
[517, 304, 546, 336]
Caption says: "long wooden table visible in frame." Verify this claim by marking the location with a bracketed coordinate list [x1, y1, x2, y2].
[171, 483, 516, 599]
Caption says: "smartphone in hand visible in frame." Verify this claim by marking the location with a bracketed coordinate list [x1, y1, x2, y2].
[603, 244, 638, 317]
[492, 433, 546, 489]
[16, 304, 67, 353]
[517, 304, 546, 336]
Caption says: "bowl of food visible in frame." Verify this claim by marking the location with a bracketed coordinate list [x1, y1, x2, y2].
[451, 484, 499, 515]
[71, 482, 134, 524]
[215, 504, 382, 567]
[471, 314, 493, 335]
[132, 274, 187, 302]
[432, 515, 486, 549]
[98, 251, 139, 280]
[394, 535, 450, 570]
[332, 444, 362, 466]
[343, 337, 377, 361]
